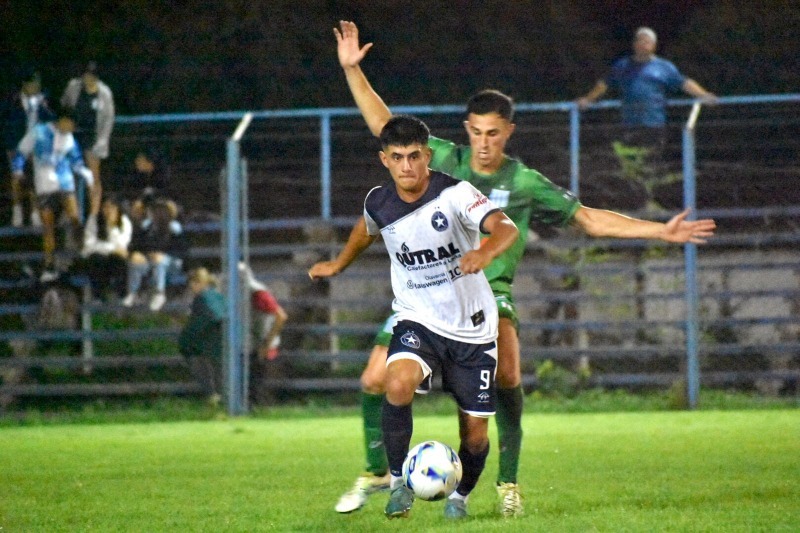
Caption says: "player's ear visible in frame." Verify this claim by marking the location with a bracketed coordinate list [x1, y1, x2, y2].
[423, 145, 432, 162]
[379, 150, 390, 169]
[462, 120, 470, 134]
[506, 122, 516, 137]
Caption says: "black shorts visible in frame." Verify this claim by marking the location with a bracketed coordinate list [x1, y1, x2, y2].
[387, 320, 497, 417]
[37, 191, 72, 212]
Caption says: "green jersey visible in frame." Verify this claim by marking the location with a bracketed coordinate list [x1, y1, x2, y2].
[428, 136, 581, 293]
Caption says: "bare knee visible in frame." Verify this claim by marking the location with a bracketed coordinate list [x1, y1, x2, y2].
[384, 359, 420, 405]
[360, 345, 388, 394]
[360, 367, 386, 394]
[459, 415, 489, 453]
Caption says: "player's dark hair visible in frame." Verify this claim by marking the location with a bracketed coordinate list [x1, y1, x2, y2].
[467, 89, 514, 121]
[379, 115, 430, 148]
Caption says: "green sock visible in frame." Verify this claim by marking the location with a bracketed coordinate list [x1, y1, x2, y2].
[496, 385, 524, 484]
[362, 392, 388, 475]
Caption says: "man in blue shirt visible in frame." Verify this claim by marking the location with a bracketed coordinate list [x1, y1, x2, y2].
[577, 27, 716, 206]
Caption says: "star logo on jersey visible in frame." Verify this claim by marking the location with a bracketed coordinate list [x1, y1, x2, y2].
[431, 211, 449, 232]
[400, 330, 421, 349]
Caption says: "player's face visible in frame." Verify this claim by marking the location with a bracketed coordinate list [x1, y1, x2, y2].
[56, 117, 76, 133]
[464, 112, 515, 174]
[633, 35, 656, 58]
[380, 143, 432, 200]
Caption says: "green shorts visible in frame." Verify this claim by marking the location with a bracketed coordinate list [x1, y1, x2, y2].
[373, 315, 396, 347]
[492, 286, 519, 332]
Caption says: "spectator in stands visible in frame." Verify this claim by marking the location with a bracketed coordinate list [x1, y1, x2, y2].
[2, 67, 53, 227]
[12, 105, 94, 282]
[131, 147, 170, 196]
[61, 61, 115, 220]
[179, 267, 225, 404]
[122, 196, 188, 311]
[576, 27, 716, 206]
[71, 194, 132, 300]
[239, 263, 288, 361]
[240, 263, 288, 405]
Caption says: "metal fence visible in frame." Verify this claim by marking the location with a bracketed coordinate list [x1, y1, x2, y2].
[1, 93, 799, 411]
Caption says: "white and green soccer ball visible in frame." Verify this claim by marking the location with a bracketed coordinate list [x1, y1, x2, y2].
[402, 440, 463, 501]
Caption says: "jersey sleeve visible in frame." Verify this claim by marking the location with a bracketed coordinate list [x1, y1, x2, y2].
[605, 57, 626, 90]
[363, 186, 382, 235]
[428, 135, 467, 175]
[252, 289, 280, 314]
[661, 59, 686, 92]
[521, 168, 581, 227]
[454, 181, 500, 231]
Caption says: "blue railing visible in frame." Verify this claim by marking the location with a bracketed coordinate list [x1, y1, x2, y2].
[2, 93, 799, 408]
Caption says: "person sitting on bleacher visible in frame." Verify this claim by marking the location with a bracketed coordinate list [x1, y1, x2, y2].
[12, 104, 94, 282]
[122, 194, 187, 311]
[71, 194, 132, 300]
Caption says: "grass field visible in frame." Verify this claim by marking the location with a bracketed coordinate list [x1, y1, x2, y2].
[1, 406, 798, 532]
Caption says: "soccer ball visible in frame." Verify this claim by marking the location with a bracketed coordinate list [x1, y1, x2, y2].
[402, 440, 463, 501]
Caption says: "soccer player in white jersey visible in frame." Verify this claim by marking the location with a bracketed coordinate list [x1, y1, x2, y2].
[309, 115, 518, 519]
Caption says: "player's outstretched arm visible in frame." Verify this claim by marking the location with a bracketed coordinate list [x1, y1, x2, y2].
[572, 206, 716, 244]
[459, 211, 519, 274]
[334, 20, 392, 137]
[308, 217, 377, 280]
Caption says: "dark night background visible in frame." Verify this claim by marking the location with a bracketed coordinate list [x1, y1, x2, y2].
[2, 0, 798, 114]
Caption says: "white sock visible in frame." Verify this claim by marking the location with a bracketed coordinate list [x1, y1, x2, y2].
[448, 491, 468, 502]
[390, 475, 404, 490]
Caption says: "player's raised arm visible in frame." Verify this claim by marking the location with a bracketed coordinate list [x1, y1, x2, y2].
[334, 20, 392, 137]
[572, 207, 716, 244]
[459, 211, 519, 275]
[308, 216, 377, 280]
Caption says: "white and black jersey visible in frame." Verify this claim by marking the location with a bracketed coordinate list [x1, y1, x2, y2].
[364, 171, 501, 344]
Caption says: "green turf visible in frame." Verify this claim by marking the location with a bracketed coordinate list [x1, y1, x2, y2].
[1, 409, 797, 532]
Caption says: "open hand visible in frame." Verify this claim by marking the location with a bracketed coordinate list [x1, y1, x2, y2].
[334, 20, 373, 69]
[308, 261, 340, 281]
[663, 208, 716, 244]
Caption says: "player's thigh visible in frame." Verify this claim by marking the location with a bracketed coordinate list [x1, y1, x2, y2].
[61, 194, 80, 221]
[441, 340, 497, 418]
[496, 317, 521, 388]
[361, 344, 388, 394]
[85, 153, 102, 176]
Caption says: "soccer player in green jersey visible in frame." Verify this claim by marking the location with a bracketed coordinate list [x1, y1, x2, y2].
[332, 20, 716, 518]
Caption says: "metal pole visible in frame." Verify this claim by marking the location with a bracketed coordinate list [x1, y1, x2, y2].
[320, 113, 331, 220]
[683, 102, 701, 409]
[225, 138, 244, 415]
[569, 104, 580, 196]
[223, 112, 253, 416]
[240, 157, 250, 413]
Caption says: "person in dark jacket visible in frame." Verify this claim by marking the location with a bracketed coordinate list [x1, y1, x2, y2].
[121, 196, 188, 311]
[2, 68, 53, 227]
[178, 267, 225, 402]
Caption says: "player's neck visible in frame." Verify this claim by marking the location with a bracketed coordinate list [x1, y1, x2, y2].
[470, 155, 505, 175]
[395, 182, 429, 203]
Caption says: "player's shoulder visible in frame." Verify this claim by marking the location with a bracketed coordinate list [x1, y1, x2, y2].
[503, 156, 547, 182]
[430, 170, 461, 190]
[611, 55, 633, 70]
